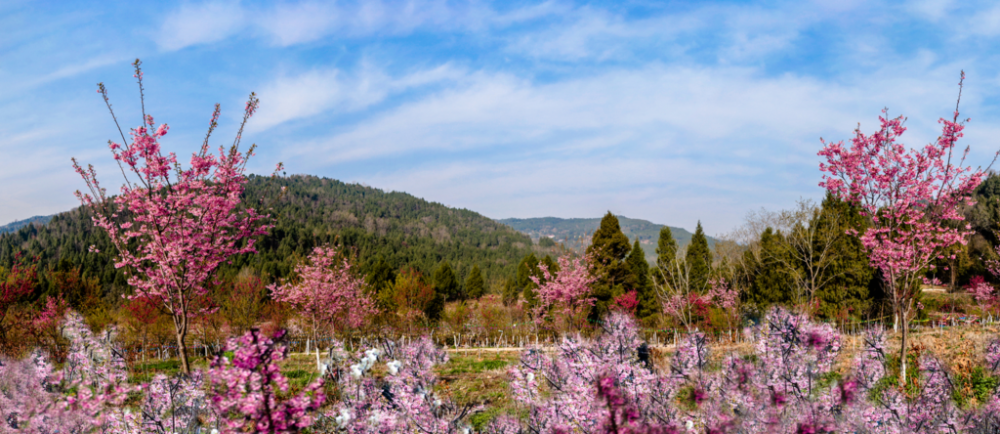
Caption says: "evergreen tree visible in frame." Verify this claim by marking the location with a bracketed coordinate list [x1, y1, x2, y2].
[743, 227, 791, 311]
[465, 265, 485, 299]
[627, 240, 656, 319]
[812, 194, 877, 319]
[686, 221, 712, 292]
[501, 277, 519, 305]
[654, 226, 678, 286]
[424, 291, 446, 321]
[365, 256, 396, 299]
[434, 261, 461, 301]
[518, 253, 541, 308]
[586, 212, 634, 318]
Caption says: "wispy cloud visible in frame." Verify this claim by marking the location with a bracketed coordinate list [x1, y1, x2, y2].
[155, 0, 548, 50]
[249, 63, 465, 132]
[157, 2, 247, 51]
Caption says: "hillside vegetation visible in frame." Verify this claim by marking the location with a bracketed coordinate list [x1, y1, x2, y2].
[0, 175, 534, 294]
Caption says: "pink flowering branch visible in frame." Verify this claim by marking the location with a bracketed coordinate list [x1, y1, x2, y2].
[207, 329, 325, 433]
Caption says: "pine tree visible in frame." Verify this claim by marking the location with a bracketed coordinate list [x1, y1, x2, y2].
[654, 226, 678, 286]
[812, 194, 877, 319]
[586, 212, 634, 318]
[465, 265, 485, 299]
[365, 256, 397, 304]
[743, 227, 791, 310]
[434, 261, 461, 301]
[686, 221, 712, 292]
[627, 240, 656, 319]
[518, 253, 541, 307]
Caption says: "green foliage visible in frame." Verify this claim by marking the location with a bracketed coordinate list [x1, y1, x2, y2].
[953, 366, 999, 408]
[0, 175, 534, 305]
[812, 194, 877, 320]
[654, 226, 678, 286]
[627, 240, 656, 319]
[434, 262, 461, 301]
[366, 256, 397, 310]
[743, 228, 791, 311]
[538, 237, 556, 248]
[686, 221, 712, 292]
[586, 212, 634, 318]
[465, 265, 485, 299]
[517, 253, 541, 307]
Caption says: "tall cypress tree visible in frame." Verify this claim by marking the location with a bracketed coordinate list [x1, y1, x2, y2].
[434, 261, 461, 301]
[586, 212, 634, 318]
[465, 265, 485, 299]
[517, 253, 541, 308]
[365, 256, 397, 310]
[813, 194, 877, 319]
[654, 226, 678, 286]
[686, 221, 712, 292]
[627, 240, 656, 319]
[743, 227, 791, 310]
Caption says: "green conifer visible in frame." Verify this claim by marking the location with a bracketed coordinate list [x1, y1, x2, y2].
[586, 212, 634, 318]
[465, 265, 485, 299]
[626, 240, 656, 319]
[686, 221, 712, 292]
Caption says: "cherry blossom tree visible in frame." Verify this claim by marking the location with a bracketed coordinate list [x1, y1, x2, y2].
[818, 72, 988, 383]
[73, 59, 278, 373]
[269, 245, 375, 348]
[529, 254, 596, 330]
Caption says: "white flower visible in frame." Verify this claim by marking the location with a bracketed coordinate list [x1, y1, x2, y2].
[336, 408, 353, 428]
[686, 420, 694, 430]
[526, 372, 535, 383]
[350, 364, 363, 378]
[387, 360, 402, 375]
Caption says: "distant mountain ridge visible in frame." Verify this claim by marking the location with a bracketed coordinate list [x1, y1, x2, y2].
[498, 216, 716, 264]
[0, 215, 53, 234]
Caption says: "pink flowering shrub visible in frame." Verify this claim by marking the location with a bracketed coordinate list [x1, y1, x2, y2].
[207, 329, 325, 433]
[0, 312, 131, 432]
[269, 245, 376, 343]
[324, 336, 474, 433]
[496, 308, 1000, 433]
[529, 254, 596, 330]
[967, 275, 997, 318]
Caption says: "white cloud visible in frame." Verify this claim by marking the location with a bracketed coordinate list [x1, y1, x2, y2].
[156, 0, 543, 50]
[967, 3, 1000, 36]
[156, 2, 247, 51]
[249, 63, 465, 132]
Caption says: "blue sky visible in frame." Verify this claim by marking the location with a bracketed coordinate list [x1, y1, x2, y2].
[3, 0, 1000, 235]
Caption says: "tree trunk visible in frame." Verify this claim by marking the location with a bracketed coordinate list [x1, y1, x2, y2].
[174, 315, 191, 374]
[899, 311, 908, 385]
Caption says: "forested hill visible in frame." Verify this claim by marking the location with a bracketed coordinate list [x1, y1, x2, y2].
[498, 216, 716, 263]
[0, 215, 53, 234]
[0, 175, 534, 292]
